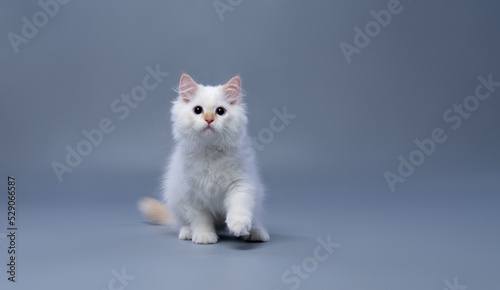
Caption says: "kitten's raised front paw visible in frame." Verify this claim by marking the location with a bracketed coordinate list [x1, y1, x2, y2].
[178, 226, 192, 240]
[226, 214, 252, 237]
[242, 228, 270, 242]
[192, 231, 218, 244]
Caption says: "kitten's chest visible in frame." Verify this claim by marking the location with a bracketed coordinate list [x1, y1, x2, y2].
[185, 150, 240, 193]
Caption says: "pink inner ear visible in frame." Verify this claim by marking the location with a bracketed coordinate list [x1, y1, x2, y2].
[179, 74, 198, 103]
[223, 75, 241, 105]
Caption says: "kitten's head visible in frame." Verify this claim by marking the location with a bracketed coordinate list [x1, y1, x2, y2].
[171, 73, 248, 147]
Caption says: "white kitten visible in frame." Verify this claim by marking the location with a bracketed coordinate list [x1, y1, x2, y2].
[139, 73, 269, 244]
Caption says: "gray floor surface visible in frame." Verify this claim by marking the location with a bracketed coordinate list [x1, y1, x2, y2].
[1, 169, 499, 290]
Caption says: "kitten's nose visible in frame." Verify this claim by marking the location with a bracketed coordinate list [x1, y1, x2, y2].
[205, 117, 214, 125]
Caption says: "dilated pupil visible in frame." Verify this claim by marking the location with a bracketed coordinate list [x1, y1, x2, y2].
[216, 107, 225, 115]
[194, 106, 203, 114]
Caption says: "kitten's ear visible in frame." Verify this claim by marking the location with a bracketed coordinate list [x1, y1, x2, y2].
[179, 73, 198, 103]
[223, 75, 242, 105]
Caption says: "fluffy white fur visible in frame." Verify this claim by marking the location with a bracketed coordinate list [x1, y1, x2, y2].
[139, 73, 269, 244]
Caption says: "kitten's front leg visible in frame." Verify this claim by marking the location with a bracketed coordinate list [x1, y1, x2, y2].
[225, 185, 255, 237]
[178, 226, 192, 240]
[242, 221, 270, 242]
[190, 209, 218, 244]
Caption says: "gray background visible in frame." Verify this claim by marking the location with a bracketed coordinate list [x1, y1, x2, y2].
[1, 0, 499, 289]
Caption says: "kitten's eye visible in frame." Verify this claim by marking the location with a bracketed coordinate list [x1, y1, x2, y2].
[216, 107, 226, 116]
[193, 106, 203, 115]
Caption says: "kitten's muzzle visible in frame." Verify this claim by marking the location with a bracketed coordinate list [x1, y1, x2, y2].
[203, 112, 216, 125]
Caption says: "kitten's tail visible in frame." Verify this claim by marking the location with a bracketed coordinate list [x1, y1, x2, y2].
[138, 198, 175, 226]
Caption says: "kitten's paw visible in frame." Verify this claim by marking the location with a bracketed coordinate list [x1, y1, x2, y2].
[192, 232, 218, 244]
[226, 214, 252, 237]
[178, 226, 192, 240]
[242, 228, 270, 242]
